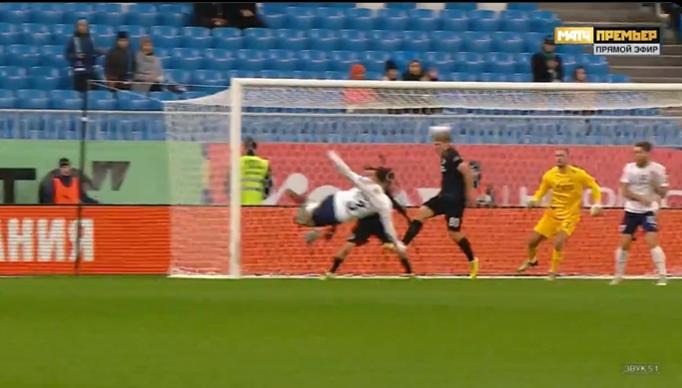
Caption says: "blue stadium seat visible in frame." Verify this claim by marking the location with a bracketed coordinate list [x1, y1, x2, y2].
[323, 70, 346, 80]
[338, 30, 368, 51]
[275, 29, 308, 50]
[455, 52, 484, 73]
[423, 52, 455, 73]
[523, 32, 544, 52]
[117, 92, 152, 111]
[308, 29, 341, 51]
[63, 3, 95, 13]
[0, 9, 31, 24]
[430, 31, 463, 52]
[28, 66, 61, 90]
[530, 10, 560, 33]
[402, 30, 430, 52]
[165, 69, 192, 86]
[258, 70, 287, 79]
[15, 89, 49, 109]
[49, 90, 81, 109]
[244, 28, 277, 50]
[556, 44, 586, 55]
[462, 32, 492, 53]
[468, 10, 499, 31]
[377, 9, 408, 30]
[390, 50, 418, 71]
[260, 3, 290, 15]
[302, 57, 330, 72]
[213, 28, 243, 50]
[192, 69, 228, 88]
[236, 50, 267, 71]
[262, 13, 287, 29]
[479, 73, 510, 82]
[87, 90, 116, 110]
[329, 50, 360, 71]
[181, 29, 212, 49]
[484, 52, 516, 74]
[0, 89, 16, 108]
[0, 22, 20, 45]
[118, 25, 147, 40]
[287, 13, 316, 29]
[204, 49, 236, 70]
[127, 4, 158, 25]
[408, 9, 439, 31]
[510, 73, 532, 82]
[7, 44, 40, 67]
[0, 46, 5, 66]
[315, 8, 346, 30]
[94, 4, 125, 26]
[22, 30, 51, 46]
[31, 9, 64, 24]
[441, 10, 468, 31]
[149, 26, 181, 48]
[170, 48, 203, 70]
[514, 53, 532, 73]
[492, 31, 524, 53]
[500, 10, 530, 32]
[345, 8, 375, 30]
[586, 74, 605, 82]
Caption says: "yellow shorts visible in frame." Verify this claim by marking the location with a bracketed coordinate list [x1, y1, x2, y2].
[534, 212, 580, 238]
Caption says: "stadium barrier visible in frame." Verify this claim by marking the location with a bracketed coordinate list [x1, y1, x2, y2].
[0, 206, 679, 276]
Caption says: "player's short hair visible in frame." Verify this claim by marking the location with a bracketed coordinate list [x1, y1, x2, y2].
[366, 166, 395, 184]
[634, 141, 653, 152]
[555, 147, 569, 155]
[429, 125, 452, 142]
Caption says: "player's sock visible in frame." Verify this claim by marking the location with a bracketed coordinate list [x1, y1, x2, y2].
[457, 238, 475, 262]
[614, 248, 629, 278]
[550, 249, 563, 273]
[650, 246, 667, 276]
[402, 220, 423, 245]
[329, 257, 344, 274]
[400, 258, 413, 274]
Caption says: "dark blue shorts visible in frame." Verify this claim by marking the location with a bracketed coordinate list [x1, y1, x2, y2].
[619, 211, 659, 235]
[312, 195, 339, 227]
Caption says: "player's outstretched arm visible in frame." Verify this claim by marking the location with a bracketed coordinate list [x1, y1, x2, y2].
[581, 169, 603, 216]
[327, 150, 368, 189]
[377, 203, 406, 254]
[529, 173, 550, 207]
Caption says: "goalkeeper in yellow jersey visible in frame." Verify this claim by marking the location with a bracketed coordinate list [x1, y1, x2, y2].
[517, 148, 603, 280]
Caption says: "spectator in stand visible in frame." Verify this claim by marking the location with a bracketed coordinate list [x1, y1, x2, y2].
[424, 68, 439, 81]
[573, 66, 588, 82]
[383, 60, 400, 81]
[403, 60, 425, 81]
[104, 31, 135, 91]
[531, 37, 563, 82]
[344, 64, 377, 113]
[132, 36, 164, 93]
[38, 158, 98, 205]
[193, 3, 265, 29]
[64, 19, 101, 92]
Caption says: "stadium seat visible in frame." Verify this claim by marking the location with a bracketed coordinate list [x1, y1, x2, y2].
[329, 50, 360, 71]
[441, 10, 469, 31]
[262, 13, 287, 29]
[0, 22, 20, 45]
[94, 6, 125, 26]
[607, 73, 630, 83]
[87, 90, 116, 110]
[338, 30, 369, 51]
[556, 44, 586, 55]
[423, 52, 455, 73]
[402, 30, 430, 52]
[500, 10, 530, 32]
[244, 28, 277, 50]
[492, 31, 525, 53]
[127, 4, 158, 25]
[236, 50, 267, 71]
[31, 9, 64, 24]
[204, 49, 236, 70]
[514, 53, 532, 73]
[117, 92, 152, 111]
[445, 3, 477, 11]
[377, 9, 409, 30]
[16, 89, 49, 109]
[302, 57, 330, 72]
[0, 9, 31, 24]
[468, 10, 499, 31]
[484, 52, 516, 74]
[275, 29, 308, 50]
[523, 32, 545, 52]
[7, 44, 40, 67]
[455, 52, 484, 73]
[0, 89, 16, 109]
[315, 9, 346, 30]
[192, 69, 228, 88]
[213, 28, 243, 50]
[510, 73, 532, 82]
[170, 48, 203, 70]
[323, 70, 346, 80]
[118, 25, 146, 40]
[308, 29, 341, 51]
[28, 66, 61, 90]
[430, 31, 463, 52]
[165, 69, 192, 86]
[408, 9, 439, 31]
[530, 10, 560, 33]
[462, 32, 492, 53]
[345, 8, 375, 30]
[49, 89, 81, 109]
[287, 13, 316, 29]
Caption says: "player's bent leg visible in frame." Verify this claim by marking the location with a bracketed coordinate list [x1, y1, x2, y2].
[644, 232, 667, 286]
[402, 205, 434, 245]
[518, 232, 546, 273]
[611, 234, 633, 285]
[324, 242, 356, 279]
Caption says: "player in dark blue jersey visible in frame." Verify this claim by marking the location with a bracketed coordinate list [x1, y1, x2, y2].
[401, 126, 480, 279]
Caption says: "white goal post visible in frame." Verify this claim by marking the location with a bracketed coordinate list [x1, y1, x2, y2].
[164, 79, 682, 278]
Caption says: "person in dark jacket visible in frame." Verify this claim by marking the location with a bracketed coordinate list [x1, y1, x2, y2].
[104, 31, 135, 91]
[193, 3, 265, 29]
[531, 37, 563, 82]
[38, 158, 99, 205]
[64, 19, 102, 92]
[403, 59, 425, 81]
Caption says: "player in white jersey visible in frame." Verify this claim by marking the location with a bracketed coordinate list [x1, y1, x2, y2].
[292, 151, 407, 258]
[612, 141, 669, 286]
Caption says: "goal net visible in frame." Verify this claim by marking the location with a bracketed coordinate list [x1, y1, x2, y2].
[163, 80, 682, 278]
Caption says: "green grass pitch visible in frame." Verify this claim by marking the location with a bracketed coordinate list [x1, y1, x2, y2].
[0, 277, 680, 388]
